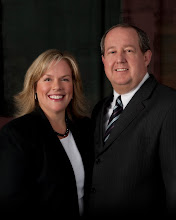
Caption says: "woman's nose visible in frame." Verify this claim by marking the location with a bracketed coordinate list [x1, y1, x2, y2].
[52, 80, 62, 90]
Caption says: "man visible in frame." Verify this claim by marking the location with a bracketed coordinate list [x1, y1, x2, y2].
[87, 23, 176, 218]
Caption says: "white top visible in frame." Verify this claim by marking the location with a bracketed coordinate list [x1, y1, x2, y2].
[60, 131, 85, 216]
[104, 73, 150, 132]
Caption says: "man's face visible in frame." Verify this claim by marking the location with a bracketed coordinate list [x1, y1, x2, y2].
[102, 27, 152, 94]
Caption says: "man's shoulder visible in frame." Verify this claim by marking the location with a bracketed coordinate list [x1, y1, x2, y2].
[156, 82, 176, 99]
[149, 74, 176, 95]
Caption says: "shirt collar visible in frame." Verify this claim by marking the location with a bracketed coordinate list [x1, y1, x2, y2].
[113, 73, 150, 109]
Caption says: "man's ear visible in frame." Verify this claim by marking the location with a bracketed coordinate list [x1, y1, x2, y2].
[144, 50, 152, 67]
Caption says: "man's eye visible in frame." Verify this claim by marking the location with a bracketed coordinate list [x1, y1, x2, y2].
[109, 51, 116, 54]
[126, 49, 133, 53]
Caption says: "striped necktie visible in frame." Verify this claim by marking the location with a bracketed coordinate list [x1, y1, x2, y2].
[104, 96, 123, 142]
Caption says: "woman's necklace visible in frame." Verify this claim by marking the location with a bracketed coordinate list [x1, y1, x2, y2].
[54, 120, 69, 137]
[55, 127, 69, 137]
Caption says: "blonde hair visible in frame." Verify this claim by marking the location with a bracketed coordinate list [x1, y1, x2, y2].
[14, 49, 90, 120]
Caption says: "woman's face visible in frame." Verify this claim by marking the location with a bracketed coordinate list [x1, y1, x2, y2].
[36, 59, 73, 118]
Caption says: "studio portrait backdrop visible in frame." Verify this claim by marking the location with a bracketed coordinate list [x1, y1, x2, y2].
[0, 0, 122, 115]
[0, 0, 176, 116]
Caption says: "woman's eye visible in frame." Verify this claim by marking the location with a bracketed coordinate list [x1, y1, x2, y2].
[44, 78, 51, 81]
[62, 78, 69, 81]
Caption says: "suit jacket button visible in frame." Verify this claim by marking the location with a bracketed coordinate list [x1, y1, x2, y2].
[91, 187, 96, 193]
[96, 158, 101, 164]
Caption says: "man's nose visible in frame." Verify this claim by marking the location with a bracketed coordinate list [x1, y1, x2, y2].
[116, 52, 126, 63]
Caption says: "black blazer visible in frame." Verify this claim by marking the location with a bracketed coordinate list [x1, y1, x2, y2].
[0, 107, 93, 217]
[88, 74, 176, 218]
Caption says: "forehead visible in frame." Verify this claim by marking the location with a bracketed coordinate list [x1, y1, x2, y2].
[105, 27, 139, 47]
[46, 59, 72, 74]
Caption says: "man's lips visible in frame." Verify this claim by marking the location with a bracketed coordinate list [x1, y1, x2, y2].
[114, 68, 128, 72]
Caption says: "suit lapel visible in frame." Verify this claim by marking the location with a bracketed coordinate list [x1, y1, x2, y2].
[102, 74, 158, 151]
[94, 95, 113, 155]
[104, 97, 144, 148]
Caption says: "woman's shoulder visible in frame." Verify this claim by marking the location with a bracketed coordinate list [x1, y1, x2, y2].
[0, 111, 43, 136]
[2, 113, 33, 128]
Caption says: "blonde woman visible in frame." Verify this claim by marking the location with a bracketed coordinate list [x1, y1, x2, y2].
[0, 49, 93, 217]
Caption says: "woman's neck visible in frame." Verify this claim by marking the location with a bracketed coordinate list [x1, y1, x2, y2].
[45, 111, 67, 136]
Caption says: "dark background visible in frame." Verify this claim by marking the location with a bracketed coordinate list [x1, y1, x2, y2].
[0, 0, 176, 116]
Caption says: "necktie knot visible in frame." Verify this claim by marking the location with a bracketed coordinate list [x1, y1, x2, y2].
[104, 96, 123, 142]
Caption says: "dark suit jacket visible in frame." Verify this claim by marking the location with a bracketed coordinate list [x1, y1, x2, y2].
[88, 74, 176, 218]
[0, 107, 93, 217]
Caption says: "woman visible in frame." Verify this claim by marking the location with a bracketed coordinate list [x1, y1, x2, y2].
[0, 49, 93, 217]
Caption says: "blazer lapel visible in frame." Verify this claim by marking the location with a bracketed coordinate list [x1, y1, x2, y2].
[94, 95, 113, 155]
[103, 74, 158, 151]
